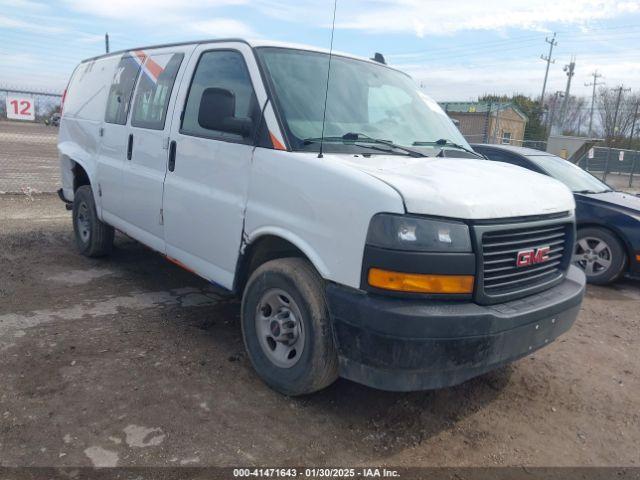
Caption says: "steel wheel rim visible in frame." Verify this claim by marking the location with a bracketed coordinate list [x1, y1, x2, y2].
[255, 288, 305, 369]
[77, 201, 91, 243]
[573, 236, 612, 276]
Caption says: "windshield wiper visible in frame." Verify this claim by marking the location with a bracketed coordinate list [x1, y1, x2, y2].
[412, 138, 484, 158]
[304, 132, 426, 158]
[304, 137, 405, 156]
[574, 189, 609, 194]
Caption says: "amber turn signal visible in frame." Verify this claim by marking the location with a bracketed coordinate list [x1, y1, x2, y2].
[368, 268, 474, 294]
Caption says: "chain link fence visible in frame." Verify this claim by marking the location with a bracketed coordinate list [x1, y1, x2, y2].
[0, 88, 62, 194]
[576, 146, 639, 189]
[0, 92, 636, 195]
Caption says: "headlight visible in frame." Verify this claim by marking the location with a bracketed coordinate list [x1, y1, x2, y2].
[366, 213, 471, 252]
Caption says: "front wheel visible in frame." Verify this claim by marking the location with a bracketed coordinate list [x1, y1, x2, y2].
[573, 227, 627, 285]
[72, 185, 114, 257]
[241, 258, 339, 396]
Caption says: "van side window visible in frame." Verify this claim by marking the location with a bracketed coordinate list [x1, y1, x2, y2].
[131, 53, 184, 130]
[105, 52, 145, 125]
[181, 50, 258, 143]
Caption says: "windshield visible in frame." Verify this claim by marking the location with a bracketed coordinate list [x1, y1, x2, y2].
[256, 47, 470, 154]
[528, 155, 612, 193]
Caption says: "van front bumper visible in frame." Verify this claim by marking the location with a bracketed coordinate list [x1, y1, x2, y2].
[326, 265, 586, 391]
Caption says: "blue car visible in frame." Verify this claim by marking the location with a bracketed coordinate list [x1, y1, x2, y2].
[472, 144, 640, 284]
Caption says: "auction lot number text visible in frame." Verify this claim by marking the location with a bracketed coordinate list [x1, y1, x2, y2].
[6, 94, 35, 121]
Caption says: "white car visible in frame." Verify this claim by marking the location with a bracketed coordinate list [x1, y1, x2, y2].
[58, 39, 585, 395]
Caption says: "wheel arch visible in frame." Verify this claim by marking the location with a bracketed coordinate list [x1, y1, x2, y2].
[59, 153, 95, 202]
[71, 160, 91, 192]
[234, 228, 330, 295]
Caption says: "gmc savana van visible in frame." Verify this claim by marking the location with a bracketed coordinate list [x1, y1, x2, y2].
[58, 39, 586, 395]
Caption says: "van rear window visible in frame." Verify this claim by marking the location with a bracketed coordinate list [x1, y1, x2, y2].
[62, 56, 119, 121]
[105, 52, 145, 125]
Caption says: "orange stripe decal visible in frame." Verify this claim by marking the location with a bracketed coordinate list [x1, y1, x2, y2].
[145, 56, 163, 79]
[269, 131, 286, 151]
[133, 50, 147, 63]
[166, 256, 196, 275]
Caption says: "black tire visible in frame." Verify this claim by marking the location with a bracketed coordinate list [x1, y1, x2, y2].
[241, 257, 339, 396]
[574, 227, 627, 285]
[72, 185, 114, 257]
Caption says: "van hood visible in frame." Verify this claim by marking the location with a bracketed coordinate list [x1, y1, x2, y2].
[338, 155, 575, 220]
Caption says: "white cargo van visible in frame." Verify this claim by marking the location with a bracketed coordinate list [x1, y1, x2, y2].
[58, 39, 586, 395]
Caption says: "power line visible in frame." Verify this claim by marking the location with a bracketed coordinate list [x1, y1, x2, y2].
[391, 25, 640, 63]
[413, 28, 640, 61]
[392, 38, 543, 63]
[388, 34, 543, 59]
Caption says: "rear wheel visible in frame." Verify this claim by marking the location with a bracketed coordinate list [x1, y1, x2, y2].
[241, 257, 338, 395]
[573, 227, 626, 285]
[72, 185, 114, 257]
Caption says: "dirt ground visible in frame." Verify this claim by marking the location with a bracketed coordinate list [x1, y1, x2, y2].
[0, 194, 639, 468]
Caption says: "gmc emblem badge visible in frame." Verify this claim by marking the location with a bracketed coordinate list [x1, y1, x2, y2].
[516, 246, 551, 267]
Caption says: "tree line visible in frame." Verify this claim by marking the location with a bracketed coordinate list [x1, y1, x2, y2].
[480, 88, 640, 149]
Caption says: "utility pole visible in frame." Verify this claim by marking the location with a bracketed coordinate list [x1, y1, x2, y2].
[483, 101, 492, 143]
[105, 33, 110, 53]
[556, 57, 576, 135]
[611, 85, 631, 145]
[585, 70, 604, 137]
[539, 33, 557, 107]
[547, 91, 564, 135]
[628, 101, 639, 149]
[492, 103, 503, 144]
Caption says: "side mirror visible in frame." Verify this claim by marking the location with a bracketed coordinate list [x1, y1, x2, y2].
[198, 87, 253, 137]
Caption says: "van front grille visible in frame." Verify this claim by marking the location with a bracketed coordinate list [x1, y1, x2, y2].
[480, 223, 569, 298]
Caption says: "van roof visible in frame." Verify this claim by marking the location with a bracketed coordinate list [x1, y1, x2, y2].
[80, 38, 395, 70]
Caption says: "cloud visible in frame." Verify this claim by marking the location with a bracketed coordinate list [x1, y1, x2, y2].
[0, 0, 49, 12]
[329, 0, 640, 37]
[76, 33, 110, 44]
[0, 14, 66, 33]
[188, 18, 257, 37]
[0, 51, 39, 67]
[61, 0, 258, 38]
[62, 0, 247, 20]
[0, 50, 68, 92]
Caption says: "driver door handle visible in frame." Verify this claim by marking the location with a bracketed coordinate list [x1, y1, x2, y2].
[127, 133, 133, 160]
[168, 140, 177, 172]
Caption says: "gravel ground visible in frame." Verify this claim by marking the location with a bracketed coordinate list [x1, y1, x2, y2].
[0, 121, 59, 194]
[0, 194, 639, 469]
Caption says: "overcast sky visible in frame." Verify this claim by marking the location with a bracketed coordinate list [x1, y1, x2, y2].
[1, 0, 639, 100]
